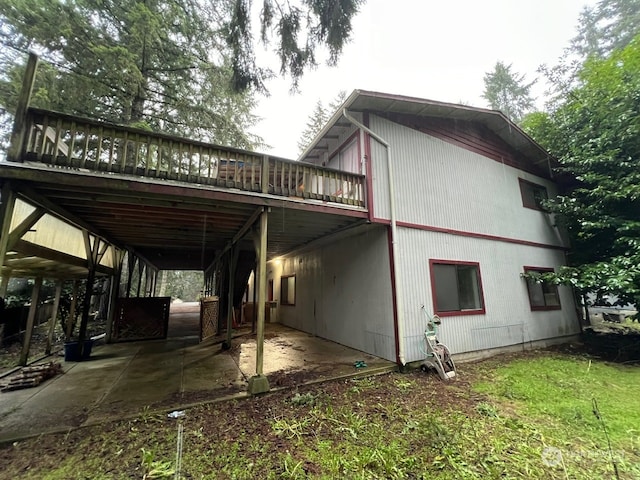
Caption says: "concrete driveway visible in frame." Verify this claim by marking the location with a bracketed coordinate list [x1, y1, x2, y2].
[0, 304, 395, 442]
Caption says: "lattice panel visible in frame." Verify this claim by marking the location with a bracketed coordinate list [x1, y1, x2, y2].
[200, 297, 219, 341]
[112, 297, 170, 342]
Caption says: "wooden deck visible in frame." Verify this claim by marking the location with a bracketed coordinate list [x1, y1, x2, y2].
[15, 108, 366, 207]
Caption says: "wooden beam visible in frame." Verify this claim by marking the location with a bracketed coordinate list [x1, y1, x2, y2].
[11, 182, 120, 249]
[205, 207, 263, 275]
[45, 280, 63, 355]
[7, 53, 38, 162]
[6, 207, 45, 251]
[13, 239, 113, 275]
[19, 276, 42, 366]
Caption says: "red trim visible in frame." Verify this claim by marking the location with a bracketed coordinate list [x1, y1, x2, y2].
[518, 178, 548, 211]
[377, 112, 552, 180]
[386, 227, 401, 365]
[429, 259, 486, 317]
[523, 266, 562, 311]
[370, 217, 567, 251]
[364, 132, 375, 221]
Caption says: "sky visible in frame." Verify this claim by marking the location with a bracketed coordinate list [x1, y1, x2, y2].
[252, 0, 597, 159]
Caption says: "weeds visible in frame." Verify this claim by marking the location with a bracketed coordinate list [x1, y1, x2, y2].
[140, 448, 174, 479]
[272, 416, 312, 440]
[290, 391, 318, 407]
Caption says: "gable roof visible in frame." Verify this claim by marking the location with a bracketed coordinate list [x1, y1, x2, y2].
[299, 90, 558, 180]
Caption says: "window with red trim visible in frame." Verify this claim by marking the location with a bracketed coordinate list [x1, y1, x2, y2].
[430, 260, 485, 316]
[524, 267, 561, 310]
[519, 178, 548, 210]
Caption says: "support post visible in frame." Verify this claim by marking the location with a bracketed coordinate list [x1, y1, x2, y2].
[125, 253, 135, 298]
[7, 53, 38, 162]
[45, 280, 63, 355]
[0, 271, 10, 297]
[136, 262, 144, 297]
[0, 271, 10, 346]
[66, 280, 79, 341]
[251, 266, 257, 334]
[19, 277, 42, 366]
[223, 247, 239, 350]
[261, 155, 270, 194]
[248, 208, 269, 394]
[106, 251, 124, 343]
[78, 235, 105, 357]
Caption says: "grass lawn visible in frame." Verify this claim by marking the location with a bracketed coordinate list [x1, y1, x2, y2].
[1, 348, 639, 479]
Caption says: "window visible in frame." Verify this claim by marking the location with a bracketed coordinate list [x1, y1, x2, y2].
[519, 178, 548, 210]
[429, 260, 485, 316]
[280, 275, 296, 306]
[524, 267, 561, 310]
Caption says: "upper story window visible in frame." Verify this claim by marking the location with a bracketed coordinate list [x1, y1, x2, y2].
[429, 260, 485, 316]
[519, 178, 548, 210]
[523, 267, 561, 311]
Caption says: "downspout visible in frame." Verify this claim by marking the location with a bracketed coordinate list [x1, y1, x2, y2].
[342, 109, 406, 366]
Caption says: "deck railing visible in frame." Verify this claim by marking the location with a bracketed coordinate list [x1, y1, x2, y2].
[16, 108, 365, 207]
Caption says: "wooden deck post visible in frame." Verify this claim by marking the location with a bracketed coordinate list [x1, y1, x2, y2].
[0, 271, 11, 345]
[106, 250, 124, 343]
[66, 280, 79, 341]
[261, 155, 269, 194]
[45, 280, 63, 355]
[223, 246, 239, 350]
[248, 208, 269, 394]
[7, 53, 38, 163]
[19, 277, 42, 366]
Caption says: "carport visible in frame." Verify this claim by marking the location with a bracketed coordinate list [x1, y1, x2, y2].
[0, 305, 395, 442]
[1, 54, 370, 395]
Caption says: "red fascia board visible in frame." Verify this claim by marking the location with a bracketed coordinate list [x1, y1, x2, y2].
[371, 218, 568, 251]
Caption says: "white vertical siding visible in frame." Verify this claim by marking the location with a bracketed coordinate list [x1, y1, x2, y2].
[397, 226, 579, 363]
[272, 225, 396, 361]
[368, 115, 566, 248]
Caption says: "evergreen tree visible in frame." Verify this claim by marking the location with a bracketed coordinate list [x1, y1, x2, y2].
[482, 61, 535, 123]
[0, 0, 363, 148]
[572, 0, 640, 59]
[297, 90, 346, 154]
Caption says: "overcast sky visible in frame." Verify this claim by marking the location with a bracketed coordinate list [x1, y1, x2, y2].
[252, 0, 596, 159]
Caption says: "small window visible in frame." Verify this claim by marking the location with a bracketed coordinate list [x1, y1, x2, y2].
[524, 267, 561, 310]
[519, 179, 548, 210]
[280, 275, 296, 306]
[429, 260, 485, 316]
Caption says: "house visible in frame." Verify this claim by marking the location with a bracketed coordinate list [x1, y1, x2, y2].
[263, 90, 580, 365]
[0, 62, 579, 394]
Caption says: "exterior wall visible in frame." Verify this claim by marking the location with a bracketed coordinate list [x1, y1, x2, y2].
[269, 225, 396, 361]
[368, 114, 566, 248]
[397, 226, 579, 363]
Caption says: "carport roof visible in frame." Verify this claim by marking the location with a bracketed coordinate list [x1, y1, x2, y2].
[0, 159, 367, 278]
